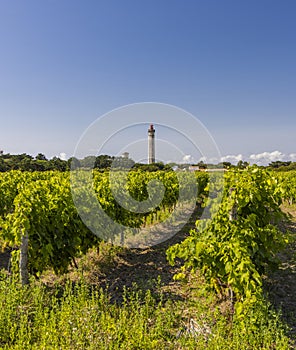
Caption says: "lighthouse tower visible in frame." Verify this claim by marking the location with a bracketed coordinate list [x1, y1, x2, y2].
[148, 124, 155, 164]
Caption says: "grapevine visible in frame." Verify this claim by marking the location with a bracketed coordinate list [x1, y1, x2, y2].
[167, 166, 288, 315]
[0, 169, 208, 281]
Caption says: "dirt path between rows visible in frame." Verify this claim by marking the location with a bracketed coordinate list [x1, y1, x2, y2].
[67, 207, 200, 304]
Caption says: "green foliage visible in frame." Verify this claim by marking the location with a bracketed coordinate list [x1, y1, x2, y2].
[0, 273, 290, 349]
[132, 162, 167, 172]
[0, 153, 69, 172]
[93, 154, 114, 169]
[0, 171, 98, 275]
[167, 167, 288, 314]
[275, 171, 296, 205]
[0, 170, 207, 278]
[269, 160, 292, 169]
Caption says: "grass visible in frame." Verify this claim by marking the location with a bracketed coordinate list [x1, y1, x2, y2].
[0, 270, 292, 349]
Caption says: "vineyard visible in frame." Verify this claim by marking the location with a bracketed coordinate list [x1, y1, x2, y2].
[0, 167, 296, 348]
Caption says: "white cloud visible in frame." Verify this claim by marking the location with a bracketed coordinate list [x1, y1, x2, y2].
[249, 150, 284, 163]
[227, 150, 296, 165]
[167, 151, 296, 166]
[59, 152, 67, 160]
[220, 154, 243, 163]
[189, 150, 296, 166]
[289, 153, 296, 161]
[182, 154, 195, 163]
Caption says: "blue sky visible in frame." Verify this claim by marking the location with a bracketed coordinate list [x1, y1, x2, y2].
[0, 0, 295, 164]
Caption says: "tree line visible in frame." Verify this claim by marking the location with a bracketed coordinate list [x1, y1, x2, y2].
[1, 152, 295, 172]
[0, 153, 172, 172]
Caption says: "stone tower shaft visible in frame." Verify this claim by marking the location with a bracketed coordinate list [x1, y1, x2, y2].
[148, 124, 155, 164]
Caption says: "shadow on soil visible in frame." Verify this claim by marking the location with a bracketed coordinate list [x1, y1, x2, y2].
[90, 206, 204, 304]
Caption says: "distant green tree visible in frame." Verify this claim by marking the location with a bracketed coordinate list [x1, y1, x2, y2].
[164, 163, 175, 171]
[198, 161, 207, 169]
[273, 162, 296, 172]
[34, 160, 50, 171]
[35, 153, 48, 161]
[132, 162, 166, 172]
[269, 161, 291, 169]
[94, 155, 114, 169]
[237, 160, 249, 169]
[1, 153, 11, 159]
[222, 161, 232, 169]
[68, 157, 81, 170]
[19, 157, 35, 171]
[48, 157, 68, 171]
[0, 158, 9, 172]
[166, 162, 178, 169]
[8, 154, 33, 170]
[112, 156, 135, 169]
[80, 156, 97, 169]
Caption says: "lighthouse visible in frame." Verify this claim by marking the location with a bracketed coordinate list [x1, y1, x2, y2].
[148, 124, 155, 164]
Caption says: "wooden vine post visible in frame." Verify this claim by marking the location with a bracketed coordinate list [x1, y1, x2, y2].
[229, 187, 237, 221]
[19, 229, 29, 286]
